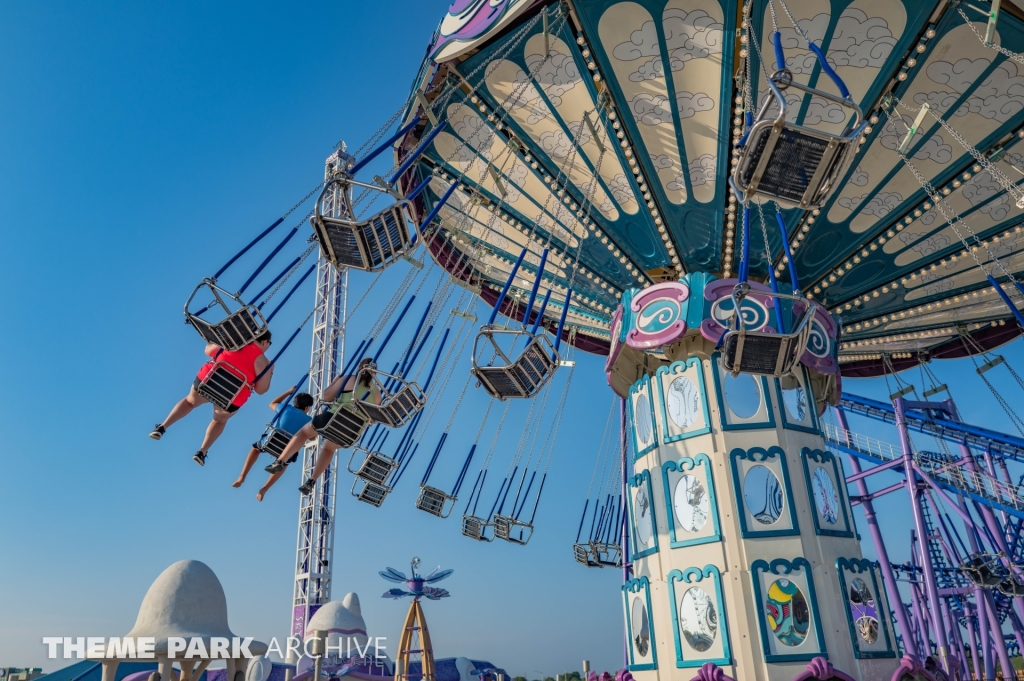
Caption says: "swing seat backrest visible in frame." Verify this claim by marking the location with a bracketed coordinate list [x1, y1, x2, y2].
[721, 292, 815, 377]
[312, 179, 412, 273]
[998, 577, 1024, 597]
[257, 425, 294, 459]
[351, 478, 390, 507]
[493, 514, 533, 545]
[573, 542, 597, 567]
[197, 361, 249, 411]
[733, 73, 865, 210]
[317, 404, 370, 448]
[461, 515, 491, 541]
[349, 449, 397, 485]
[185, 279, 269, 352]
[472, 330, 559, 400]
[415, 485, 453, 518]
[358, 379, 426, 428]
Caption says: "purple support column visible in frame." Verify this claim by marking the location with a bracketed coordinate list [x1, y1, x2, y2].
[620, 397, 631, 670]
[909, 578, 929, 657]
[835, 407, 918, 657]
[910, 532, 938, 655]
[896, 397, 953, 673]
[963, 602, 981, 681]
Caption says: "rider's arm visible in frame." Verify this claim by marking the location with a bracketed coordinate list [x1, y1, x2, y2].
[204, 343, 221, 358]
[253, 357, 274, 395]
[269, 388, 294, 411]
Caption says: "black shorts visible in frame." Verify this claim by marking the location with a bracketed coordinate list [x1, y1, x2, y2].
[311, 411, 332, 430]
[192, 378, 240, 413]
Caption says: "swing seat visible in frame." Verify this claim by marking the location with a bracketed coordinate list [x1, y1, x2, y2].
[591, 541, 623, 568]
[461, 515, 493, 542]
[961, 554, 1005, 587]
[733, 72, 865, 210]
[357, 379, 426, 428]
[998, 576, 1024, 597]
[415, 485, 457, 518]
[196, 361, 249, 411]
[573, 542, 597, 567]
[185, 279, 268, 352]
[720, 286, 815, 377]
[347, 448, 398, 485]
[471, 328, 559, 400]
[493, 514, 534, 545]
[316, 404, 370, 448]
[352, 478, 391, 507]
[312, 179, 413, 273]
[256, 425, 294, 460]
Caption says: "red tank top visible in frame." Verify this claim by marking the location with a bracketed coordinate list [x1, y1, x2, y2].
[197, 342, 265, 407]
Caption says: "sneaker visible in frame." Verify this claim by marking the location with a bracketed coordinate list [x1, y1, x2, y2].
[265, 460, 286, 475]
[193, 451, 207, 467]
[149, 425, 165, 440]
[298, 478, 316, 495]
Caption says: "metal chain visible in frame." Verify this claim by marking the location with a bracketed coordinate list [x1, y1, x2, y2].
[957, 7, 1024, 67]
[776, 0, 811, 46]
[885, 108, 1024, 306]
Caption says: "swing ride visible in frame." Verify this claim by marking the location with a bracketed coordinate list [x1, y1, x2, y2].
[154, 0, 1024, 678]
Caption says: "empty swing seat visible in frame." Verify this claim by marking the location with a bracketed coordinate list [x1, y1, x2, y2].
[999, 576, 1024, 597]
[733, 73, 865, 210]
[416, 485, 456, 518]
[256, 425, 294, 460]
[493, 514, 533, 545]
[185, 279, 269, 352]
[352, 478, 391, 507]
[591, 541, 623, 568]
[316, 405, 370, 448]
[461, 515, 492, 542]
[472, 329, 559, 401]
[720, 288, 816, 377]
[311, 179, 413, 272]
[961, 554, 1005, 587]
[347, 448, 398, 486]
[196, 361, 249, 410]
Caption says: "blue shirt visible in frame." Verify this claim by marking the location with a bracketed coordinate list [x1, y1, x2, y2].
[275, 403, 312, 435]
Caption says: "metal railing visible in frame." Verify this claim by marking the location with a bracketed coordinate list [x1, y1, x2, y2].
[823, 423, 1024, 514]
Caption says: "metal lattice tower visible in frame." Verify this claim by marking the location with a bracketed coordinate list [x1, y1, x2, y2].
[286, 152, 349, 667]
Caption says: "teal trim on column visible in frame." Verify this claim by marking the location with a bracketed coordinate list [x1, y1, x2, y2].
[628, 469, 660, 559]
[710, 353, 776, 431]
[729, 446, 800, 538]
[800, 448, 855, 538]
[629, 374, 659, 458]
[667, 565, 732, 668]
[656, 358, 712, 443]
[623, 576, 659, 671]
[835, 557, 898, 659]
[773, 365, 819, 434]
[662, 454, 722, 548]
[750, 557, 828, 663]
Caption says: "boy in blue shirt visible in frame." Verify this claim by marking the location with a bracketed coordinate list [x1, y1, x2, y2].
[233, 388, 314, 500]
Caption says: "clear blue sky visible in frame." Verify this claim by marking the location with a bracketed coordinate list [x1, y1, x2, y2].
[2, 1, 1024, 675]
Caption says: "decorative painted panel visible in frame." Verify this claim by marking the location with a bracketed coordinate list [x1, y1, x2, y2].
[655, 358, 711, 442]
[629, 373, 659, 456]
[751, 557, 828, 662]
[662, 454, 721, 548]
[624, 576, 659, 670]
[835, 557, 898, 659]
[629, 469, 660, 559]
[774, 365, 819, 433]
[711, 354, 776, 431]
[729, 446, 800, 538]
[800, 448, 854, 538]
[667, 565, 732, 667]
[627, 280, 691, 348]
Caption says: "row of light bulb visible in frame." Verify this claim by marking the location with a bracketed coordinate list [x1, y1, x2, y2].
[576, 33, 683, 278]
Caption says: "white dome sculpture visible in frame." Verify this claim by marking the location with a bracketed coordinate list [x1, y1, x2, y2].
[93, 560, 267, 681]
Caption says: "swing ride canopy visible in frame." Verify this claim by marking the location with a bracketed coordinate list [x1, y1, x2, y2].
[389, 0, 1024, 376]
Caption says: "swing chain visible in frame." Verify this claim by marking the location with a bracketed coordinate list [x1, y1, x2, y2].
[957, 7, 1024, 65]
[260, 243, 318, 307]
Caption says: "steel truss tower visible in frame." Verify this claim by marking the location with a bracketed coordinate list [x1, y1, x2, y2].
[286, 151, 348, 671]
